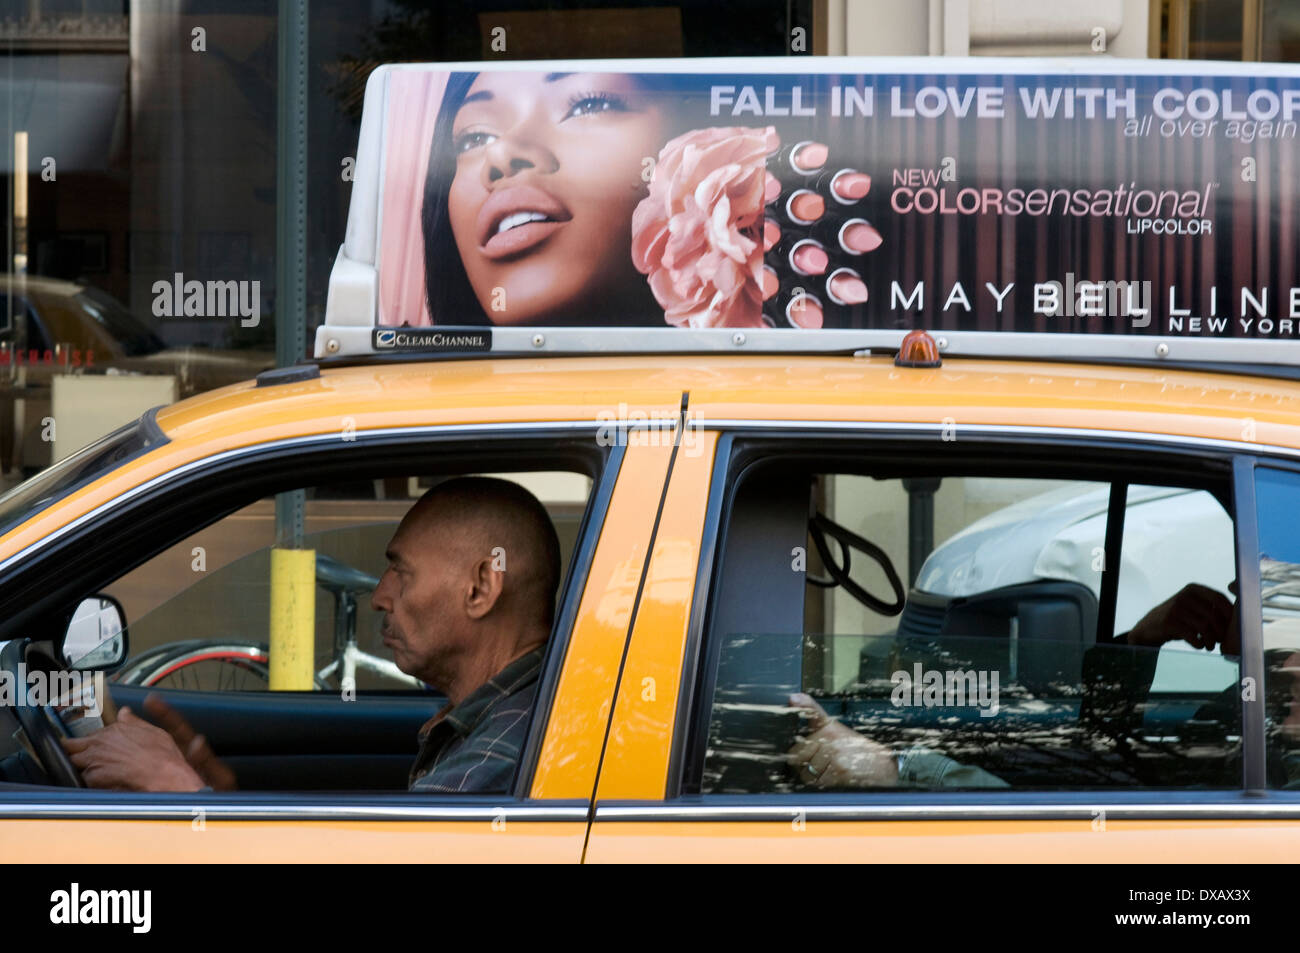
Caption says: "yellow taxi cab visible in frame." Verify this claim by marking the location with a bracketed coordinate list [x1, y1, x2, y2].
[1, 56, 1300, 863]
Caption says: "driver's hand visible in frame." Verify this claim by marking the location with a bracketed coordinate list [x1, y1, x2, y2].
[1125, 583, 1239, 655]
[786, 692, 899, 789]
[60, 706, 205, 792]
[142, 693, 237, 791]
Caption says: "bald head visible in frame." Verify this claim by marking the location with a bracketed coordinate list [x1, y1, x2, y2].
[403, 476, 562, 629]
[373, 476, 562, 699]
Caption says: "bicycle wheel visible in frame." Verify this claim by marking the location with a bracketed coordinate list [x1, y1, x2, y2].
[114, 640, 272, 692]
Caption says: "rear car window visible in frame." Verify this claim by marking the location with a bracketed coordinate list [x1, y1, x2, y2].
[694, 458, 1243, 793]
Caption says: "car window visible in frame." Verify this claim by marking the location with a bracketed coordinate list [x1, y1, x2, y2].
[0, 291, 50, 352]
[696, 458, 1242, 794]
[73, 287, 165, 356]
[0, 417, 163, 537]
[1255, 466, 1300, 789]
[24, 287, 122, 356]
[102, 470, 592, 694]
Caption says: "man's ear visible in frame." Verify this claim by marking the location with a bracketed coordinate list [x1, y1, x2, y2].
[465, 554, 506, 620]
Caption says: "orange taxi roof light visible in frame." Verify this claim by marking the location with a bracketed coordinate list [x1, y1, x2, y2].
[895, 329, 942, 368]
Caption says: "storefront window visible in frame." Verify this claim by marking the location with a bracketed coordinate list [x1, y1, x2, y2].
[0, 1, 811, 488]
[1262, 0, 1300, 62]
[1155, 0, 1300, 62]
[1188, 0, 1245, 60]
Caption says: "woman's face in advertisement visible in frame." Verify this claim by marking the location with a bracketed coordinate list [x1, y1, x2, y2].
[447, 72, 668, 325]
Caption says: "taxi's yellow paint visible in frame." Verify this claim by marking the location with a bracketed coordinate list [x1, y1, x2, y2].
[682, 355, 1300, 451]
[583, 819, 1300, 863]
[530, 441, 674, 800]
[0, 819, 587, 863]
[4, 352, 1300, 861]
[593, 431, 717, 801]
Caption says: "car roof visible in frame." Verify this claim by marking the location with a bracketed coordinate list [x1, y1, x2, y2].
[152, 354, 1300, 452]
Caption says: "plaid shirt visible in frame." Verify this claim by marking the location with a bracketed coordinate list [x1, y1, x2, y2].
[408, 648, 544, 793]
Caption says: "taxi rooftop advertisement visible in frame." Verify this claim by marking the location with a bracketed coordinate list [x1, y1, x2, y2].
[356, 61, 1300, 342]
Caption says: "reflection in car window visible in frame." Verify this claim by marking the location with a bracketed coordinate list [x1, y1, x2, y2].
[695, 465, 1244, 793]
[0, 418, 163, 538]
[23, 285, 163, 358]
[74, 287, 166, 356]
[1118, 486, 1236, 693]
[705, 632, 1241, 792]
[1256, 467, 1300, 788]
[0, 291, 51, 352]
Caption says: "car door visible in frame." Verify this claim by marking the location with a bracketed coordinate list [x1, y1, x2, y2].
[586, 424, 1300, 862]
[0, 416, 676, 862]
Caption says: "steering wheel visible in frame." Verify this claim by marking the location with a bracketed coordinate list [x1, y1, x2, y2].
[0, 639, 86, 787]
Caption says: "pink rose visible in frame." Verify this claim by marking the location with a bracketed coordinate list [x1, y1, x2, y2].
[632, 126, 779, 328]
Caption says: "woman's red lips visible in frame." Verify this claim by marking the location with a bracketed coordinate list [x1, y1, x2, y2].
[477, 185, 572, 259]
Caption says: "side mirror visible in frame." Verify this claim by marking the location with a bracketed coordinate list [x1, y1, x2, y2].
[62, 595, 128, 671]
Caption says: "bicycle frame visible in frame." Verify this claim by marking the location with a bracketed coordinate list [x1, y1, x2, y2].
[316, 587, 421, 690]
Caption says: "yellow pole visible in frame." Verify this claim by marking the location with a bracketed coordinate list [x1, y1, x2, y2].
[13, 131, 28, 275]
[269, 547, 315, 690]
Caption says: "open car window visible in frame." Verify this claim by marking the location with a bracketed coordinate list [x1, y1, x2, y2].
[0, 434, 610, 797]
[104, 471, 592, 694]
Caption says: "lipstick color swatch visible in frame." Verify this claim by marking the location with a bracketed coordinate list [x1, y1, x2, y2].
[762, 140, 882, 328]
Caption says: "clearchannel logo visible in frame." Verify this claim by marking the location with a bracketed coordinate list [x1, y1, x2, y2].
[371, 328, 492, 352]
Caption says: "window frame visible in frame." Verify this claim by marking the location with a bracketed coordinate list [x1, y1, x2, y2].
[1239, 455, 1300, 790]
[1152, 0, 1268, 62]
[663, 423, 1300, 816]
[0, 421, 624, 812]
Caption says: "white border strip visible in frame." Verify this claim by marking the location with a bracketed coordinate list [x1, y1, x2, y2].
[316, 326, 1300, 365]
[381, 55, 1300, 79]
[0, 801, 588, 822]
[595, 802, 1300, 821]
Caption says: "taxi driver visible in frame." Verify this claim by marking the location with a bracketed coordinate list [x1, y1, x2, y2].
[60, 477, 561, 794]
